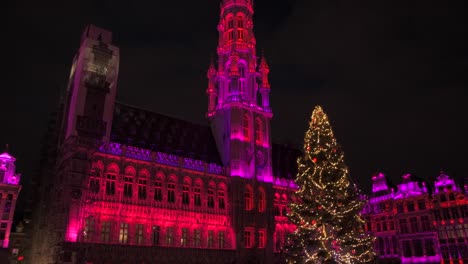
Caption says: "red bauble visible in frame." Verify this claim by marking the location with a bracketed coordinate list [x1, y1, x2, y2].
[311, 220, 316, 225]
[312, 158, 317, 163]
[317, 206, 322, 210]
[352, 249, 356, 254]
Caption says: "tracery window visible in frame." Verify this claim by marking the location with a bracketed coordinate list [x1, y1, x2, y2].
[101, 221, 111, 243]
[119, 222, 129, 244]
[135, 224, 144, 244]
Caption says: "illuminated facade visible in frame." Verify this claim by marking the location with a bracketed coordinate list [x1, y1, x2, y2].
[30, 0, 300, 263]
[363, 172, 468, 264]
[0, 152, 22, 249]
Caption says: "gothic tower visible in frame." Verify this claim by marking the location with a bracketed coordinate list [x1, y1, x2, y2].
[208, 0, 273, 183]
[60, 25, 120, 144]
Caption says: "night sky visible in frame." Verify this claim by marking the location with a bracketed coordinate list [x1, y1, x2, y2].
[4, 0, 467, 196]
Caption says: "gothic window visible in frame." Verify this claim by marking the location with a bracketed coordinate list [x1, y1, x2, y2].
[238, 29, 244, 40]
[244, 185, 253, 211]
[218, 231, 225, 249]
[237, 17, 244, 41]
[135, 224, 144, 245]
[208, 188, 215, 208]
[237, 18, 243, 28]
[227, 18, 234, 42]
[258, 230, 265, 248]
[154, 178, 163, 201]
[181, 228, 188, 246]
[105, 173, 116, 195]
[123, 176, 133, 198]
[244, 229, 252, 248]
[208, 230, 214, 248]
[167, 183, 176, 203]
[243, 114, 250, 140]
[138, 179, 147, 200]
[194, 186, 201, 206]
[182, 185, 190, 205]
[101, 221, 111, 243]
[281, 194, 288, 216]
[83, 217, 95, 242]
[218, 189, 225, 209]
[119, 222, 129, 244]
[258, 188, 266, 212]
[255, 118, 262, 144]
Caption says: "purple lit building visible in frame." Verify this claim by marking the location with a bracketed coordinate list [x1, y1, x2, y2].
[363, 172, 468, 264]
[0, 152, 22, 250]
[29, 1, 300, 263]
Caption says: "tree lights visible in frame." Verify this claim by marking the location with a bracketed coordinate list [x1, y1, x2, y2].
[285, 106, 376, 264]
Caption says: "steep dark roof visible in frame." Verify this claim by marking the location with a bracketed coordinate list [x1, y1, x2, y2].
[111, 102, 222, 165]
[111, 102, 301, 179]
[272, 144, 302, 180]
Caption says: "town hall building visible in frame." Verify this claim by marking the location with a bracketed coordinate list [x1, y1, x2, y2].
[30, 0, 300, 263]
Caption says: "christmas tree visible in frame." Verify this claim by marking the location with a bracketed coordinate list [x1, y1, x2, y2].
[285, 106, 375, 264]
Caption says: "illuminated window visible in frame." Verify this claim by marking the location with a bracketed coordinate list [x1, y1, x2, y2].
[208, 189, 215, 208]
[152, 225, 160, 245]
[244, 229, 252, 248]
[182, 185, 190, 205]
[119, 222, 129, 244]
[167, 183, 175, 203]
[194, 229, 201, 247]
[135, 224, 144, 245]
[154, 180, 162, 201]
[218, 190, 225, 209]
[181, 228, 188, 246]
[208, 230, 214, 248]
[218, 231, 225, 248]
[89, 176, 100, 193]
[166, 227, 174, 245]
[244, 185, 253, 211]
[255, 118, 262, 144]
[101, 221, 111, 243]
[243, 114, 250, 140]
[138, 179, 147, 200]
[258, 188, 265, 212]
[258, 230, 265, 248]
[83, 217, 95, 242]
[123, 176, 133, 198]
[194, 186, 201, 206]
[105, 174, 116, 195]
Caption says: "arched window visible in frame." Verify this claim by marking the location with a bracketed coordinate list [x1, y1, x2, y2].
[258, 187, 266, 212]
[105, 164, 119, 195]
[218, 183, 227, 209]
[194, 179, 203, 206]
[255, 118, 262, 144]
[167, 175, 177, 203]
[244, 185, 254, 211]
[182, 177, 192, 205]
[237, 16, 244, 41]
[154, 172, 164, 201]
[138, 169, 148, 200]
[243, 114, 250, 140]
[238, 64, 246, 92]
[123, 166, 135, 198]
[208, 182, 215, 208]
[226, 16, 234, 42]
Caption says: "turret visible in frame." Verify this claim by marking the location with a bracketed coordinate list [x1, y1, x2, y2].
[259, 54, 271, 111]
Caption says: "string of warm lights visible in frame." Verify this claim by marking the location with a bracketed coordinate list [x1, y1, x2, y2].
[285, 106, 376, 264]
